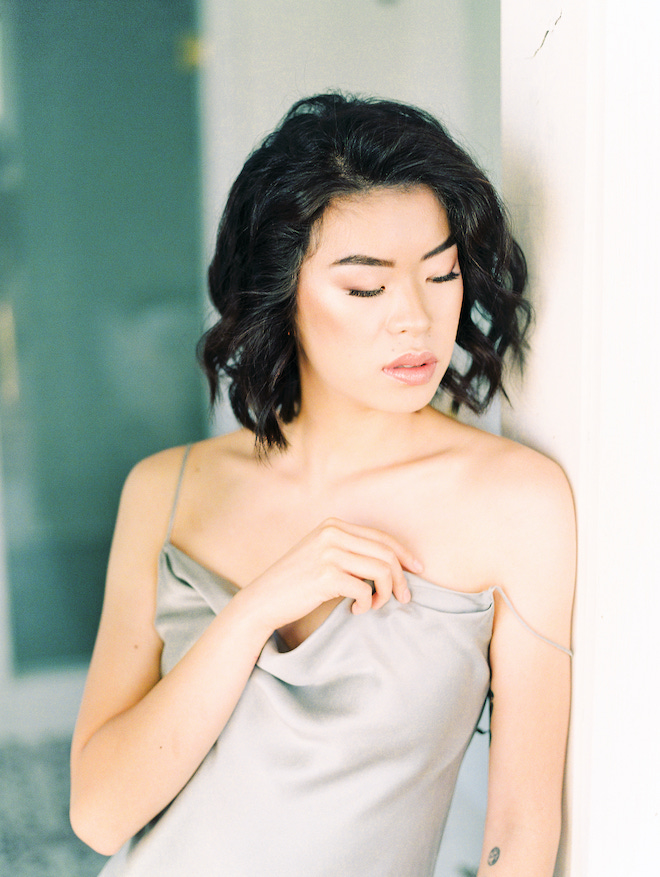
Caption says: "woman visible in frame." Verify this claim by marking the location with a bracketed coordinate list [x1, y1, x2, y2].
[70, 94, 575, 876]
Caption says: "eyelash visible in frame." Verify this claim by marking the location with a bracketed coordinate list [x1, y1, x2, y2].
[348, 271, 460, 298]
[349, 286, 385, 298]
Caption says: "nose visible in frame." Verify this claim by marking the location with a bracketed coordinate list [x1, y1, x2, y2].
[385, 280, 432, 335]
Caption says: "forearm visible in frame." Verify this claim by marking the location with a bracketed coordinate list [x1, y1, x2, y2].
[476, 817, 561, 877]
[70, 587, 272, 855]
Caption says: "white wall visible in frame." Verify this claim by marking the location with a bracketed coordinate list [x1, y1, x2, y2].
[501, 1, 660, 873]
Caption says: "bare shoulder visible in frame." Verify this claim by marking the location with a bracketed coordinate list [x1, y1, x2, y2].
[489, 434, 572, 550]
[128, 428, 255, 475]
[472, 427, 573, 519]
[450, 420, 576, 645]
[431, 415, 574, 529]
[419, 414, 575, 635]
[116, 445, 191, 546]
[124, 443, 190, 497]
[122, 430, 256, 530]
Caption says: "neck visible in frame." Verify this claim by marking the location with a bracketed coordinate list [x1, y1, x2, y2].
[277, 397, 438, 490]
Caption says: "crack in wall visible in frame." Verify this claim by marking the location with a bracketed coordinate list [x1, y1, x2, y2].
[532, 10, 563, 58]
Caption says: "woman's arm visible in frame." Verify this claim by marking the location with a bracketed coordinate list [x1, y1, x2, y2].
[70, 448, 419, 856]
[69, 449, 276, 854]
[477, 452, 576, 876]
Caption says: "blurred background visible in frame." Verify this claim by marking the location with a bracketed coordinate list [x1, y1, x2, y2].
[0, 1, 500, 874]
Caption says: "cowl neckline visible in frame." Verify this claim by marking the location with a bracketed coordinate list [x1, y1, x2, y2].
[162, 539, 496, 619]
[159, 540, 496, 687]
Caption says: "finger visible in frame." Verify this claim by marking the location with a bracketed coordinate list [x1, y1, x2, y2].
[328, 550, 393, 606]
[322, 518, 424, 575]
[371, 574, 411, 608]
[366, 559, 412, 610]
[363, 564, 392, 612]
[339, 575, 375, 615]
[324, 534, 409, 604]
[390, 574, 412, 606]
[330, 551, 409, 610]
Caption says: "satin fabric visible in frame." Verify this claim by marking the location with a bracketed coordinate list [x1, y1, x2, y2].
[99, 541, 493, 876]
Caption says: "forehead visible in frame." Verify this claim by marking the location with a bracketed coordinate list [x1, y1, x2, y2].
[306, 185, 450, 259]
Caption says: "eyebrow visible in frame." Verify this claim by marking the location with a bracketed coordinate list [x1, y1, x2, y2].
[330, 235, 456, 268]
[421, 236, 456, 261]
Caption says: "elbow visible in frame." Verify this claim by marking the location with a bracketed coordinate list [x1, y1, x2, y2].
[69, 794, 130, 857]
[69, 734, 141, 855]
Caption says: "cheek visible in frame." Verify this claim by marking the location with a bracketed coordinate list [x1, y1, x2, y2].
[452, 291, 464, 328]
[429, 286, 463, 332]
[297, 293, 378, 355]
[448, 281, 464, 321]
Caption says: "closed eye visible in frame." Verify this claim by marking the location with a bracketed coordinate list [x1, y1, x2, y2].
[348, 271, 459, 296]
[348, 286, 385, 298]
[431, 271, 460, 283]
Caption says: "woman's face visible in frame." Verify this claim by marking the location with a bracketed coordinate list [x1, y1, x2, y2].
[295, 185, 463, 416]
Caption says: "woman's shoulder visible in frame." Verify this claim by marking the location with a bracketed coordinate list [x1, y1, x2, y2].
[479, 429, 571, 525]
[120, 430, 257, 525]
[128, 430, 256, 484]
[434, 414, 575, 593]
[427, 409, 571, 512]
[420, 411, 575, 567]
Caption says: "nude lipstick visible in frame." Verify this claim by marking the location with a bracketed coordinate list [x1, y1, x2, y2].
[382, 352, 438, 386]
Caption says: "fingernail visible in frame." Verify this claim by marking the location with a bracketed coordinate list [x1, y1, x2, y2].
[410, 559, 424, 573]
[403, 587, 411, 603]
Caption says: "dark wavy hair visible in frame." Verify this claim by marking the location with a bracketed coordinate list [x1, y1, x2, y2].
[199, 93, 530, 451]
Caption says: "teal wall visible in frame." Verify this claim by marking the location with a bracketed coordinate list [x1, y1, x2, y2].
[0, 0, 206, 672]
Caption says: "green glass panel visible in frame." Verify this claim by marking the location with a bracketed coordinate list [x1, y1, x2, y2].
[0, 0, 206, 672]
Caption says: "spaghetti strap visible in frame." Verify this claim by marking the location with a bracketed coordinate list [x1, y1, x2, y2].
[493, 585, 573, 657]
[165, 444, 192, 542]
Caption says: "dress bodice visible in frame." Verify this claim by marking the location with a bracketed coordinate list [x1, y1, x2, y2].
[100, 540, 494, 876]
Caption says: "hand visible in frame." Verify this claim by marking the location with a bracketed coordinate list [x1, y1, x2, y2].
[241, 517, 424, 633]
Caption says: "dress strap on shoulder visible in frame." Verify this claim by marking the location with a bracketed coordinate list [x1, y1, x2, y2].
[165, 444, 192, 542]
[493, 585, 573, 657]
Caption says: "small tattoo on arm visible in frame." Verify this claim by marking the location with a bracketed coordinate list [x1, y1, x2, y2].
[487, 847, 500, 866]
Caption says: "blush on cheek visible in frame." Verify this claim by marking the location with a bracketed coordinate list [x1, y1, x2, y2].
[297, 297, 369, 354]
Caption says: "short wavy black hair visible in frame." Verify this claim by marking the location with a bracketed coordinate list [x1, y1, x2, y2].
[200, 93, 530, 451]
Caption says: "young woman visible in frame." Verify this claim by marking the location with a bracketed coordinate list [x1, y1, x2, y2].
[70, 94, 575, 876]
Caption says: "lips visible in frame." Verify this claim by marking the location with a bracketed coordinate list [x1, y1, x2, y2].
[382, 351, 438, 386]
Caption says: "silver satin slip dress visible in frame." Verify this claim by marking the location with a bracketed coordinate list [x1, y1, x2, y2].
[98, 448, 571, 877]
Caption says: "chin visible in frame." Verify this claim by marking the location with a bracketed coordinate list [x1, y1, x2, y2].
[376, 386, 442, 415]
